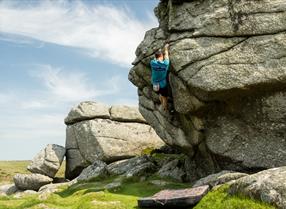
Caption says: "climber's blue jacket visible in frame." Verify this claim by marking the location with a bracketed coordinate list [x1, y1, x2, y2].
[150, 59, 170, 88]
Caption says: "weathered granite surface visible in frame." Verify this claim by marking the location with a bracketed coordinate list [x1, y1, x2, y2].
[65, 102, 164, 179]
[128, 0, 286, 178]
[229, 166, 286, 209]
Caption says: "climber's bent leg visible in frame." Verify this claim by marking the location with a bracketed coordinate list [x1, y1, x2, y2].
[158, 86, 169, 111]
[162, 95, 168, 111]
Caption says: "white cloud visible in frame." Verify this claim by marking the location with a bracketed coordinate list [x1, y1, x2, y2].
[0, 0, 158, 66]
[30, 65, 98, 102]
[0, 64, 127, 111]
[28, 64, 121, 104]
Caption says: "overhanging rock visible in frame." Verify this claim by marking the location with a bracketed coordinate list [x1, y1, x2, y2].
[129, 0, 286, 178]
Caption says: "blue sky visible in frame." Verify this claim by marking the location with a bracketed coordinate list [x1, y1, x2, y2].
[0, 0, 159, 160]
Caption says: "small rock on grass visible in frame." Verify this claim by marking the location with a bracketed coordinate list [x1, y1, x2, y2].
[104, 181, 122, 191]
[14, 173, 53, 191]
[0, 184, 18, 195]
[13, 190, 38, 199]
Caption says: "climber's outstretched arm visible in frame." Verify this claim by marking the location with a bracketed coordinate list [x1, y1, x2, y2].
[164, 43, 169, 60]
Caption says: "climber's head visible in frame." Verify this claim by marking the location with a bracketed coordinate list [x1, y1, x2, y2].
[155, 50, 164, 61]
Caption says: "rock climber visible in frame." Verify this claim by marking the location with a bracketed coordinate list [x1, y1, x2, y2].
[150, 43, 170, 111]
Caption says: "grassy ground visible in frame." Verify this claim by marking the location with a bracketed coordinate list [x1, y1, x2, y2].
[194, 185, 276, 209]
[0, 161, 65, 184]
[0, 161, 277, 209]
[0, 177, 193, 209]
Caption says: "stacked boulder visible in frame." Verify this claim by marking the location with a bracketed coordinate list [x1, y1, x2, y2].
[13, 144, 65, 191]
[64, 101, 165, 179]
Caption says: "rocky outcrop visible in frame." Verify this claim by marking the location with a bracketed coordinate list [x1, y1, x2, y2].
[28, 144, 65, 178]
[65, 101, 165, 179]
[229, 166, 286, 209]
[128, 0, 286, 178]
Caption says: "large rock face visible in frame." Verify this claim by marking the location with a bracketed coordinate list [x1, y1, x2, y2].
[65, 101, 165, 179]
[129, 0, 286, 179]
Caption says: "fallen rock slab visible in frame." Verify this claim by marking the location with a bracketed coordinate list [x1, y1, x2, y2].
[229, 166, 286, 209]
[14, 174, 53, 191]
[38, 182, 73, 200]
[193, 170, 248, 188]
[28, 144, 65, 178]
[138, 185, 209, 208]
[39, 182, 72, 194]
[107, 156, 156, 178]
[77, 160, 108, 182]
[125, 162, 156, 178]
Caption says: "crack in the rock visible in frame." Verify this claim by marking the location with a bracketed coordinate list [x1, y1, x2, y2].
[168, 29, 286, 39]
[67, 116, 148, 126]
[274, 55, 286, 60]
[95, 131, 154, 141]
[177, 37, 249, 76]
[95, 135, 128, 141]
[66, 148, 79, 151]
[194, 53, 286, 68]
[243, 10, 286, 16]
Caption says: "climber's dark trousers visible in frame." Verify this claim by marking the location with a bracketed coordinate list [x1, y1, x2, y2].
[159, 95, 168, 111]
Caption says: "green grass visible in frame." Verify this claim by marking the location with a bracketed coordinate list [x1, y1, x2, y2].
[0, 177, 193, 209]
[0, 161, 277, 209]
[194, 185, 276, 209]
[0, 161, 66, 184]
[0, 161, 31, 184]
